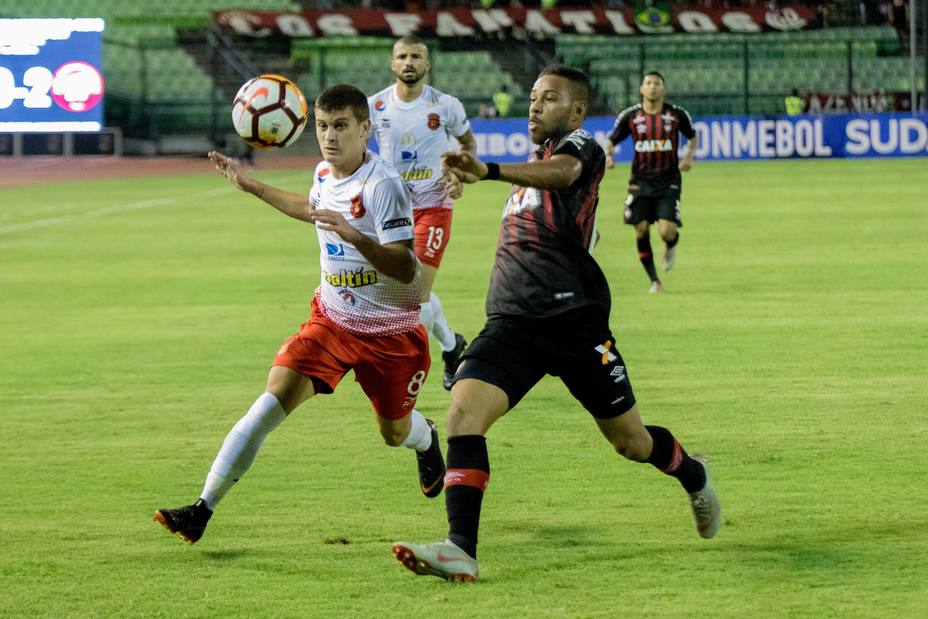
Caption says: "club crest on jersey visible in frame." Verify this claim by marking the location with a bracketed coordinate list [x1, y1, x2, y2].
[637, 124, 647, 133]
[662, 112, 675, 123]
[374, 100, 385, 111]
[427, 113, 440, 130]
[318, 167, 331, 183]
[633, 113, 646, 124]
[350, 193, 365, 218]
[635, 139, 674, 152]
[338, 288, 357, 306]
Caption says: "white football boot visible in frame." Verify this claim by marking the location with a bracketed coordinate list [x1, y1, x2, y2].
[688, 454, 721, 539]
[392, 539, 478, 582]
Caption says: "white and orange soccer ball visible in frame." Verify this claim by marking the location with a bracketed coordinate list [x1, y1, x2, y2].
[232, 74, 308, 149]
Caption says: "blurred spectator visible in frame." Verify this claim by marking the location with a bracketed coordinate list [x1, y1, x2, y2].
[860, 0, 883, 25]
[493, 84, 513, 117]
[890, 0, 908, 43]
[784, 88, 803, 116]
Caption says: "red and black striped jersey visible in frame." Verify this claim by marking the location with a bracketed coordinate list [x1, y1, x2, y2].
[608, 103, 695, 188]
[485, 128, 610, 318]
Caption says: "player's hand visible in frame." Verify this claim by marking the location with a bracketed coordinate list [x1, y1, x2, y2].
[605, 155, 615, 170]
[309, 209, 362, 243]
[679, 160, 692, 172]
[208, 151, 253, 192]
[444, 170, 464, 199]
[441, 150, 487, 184]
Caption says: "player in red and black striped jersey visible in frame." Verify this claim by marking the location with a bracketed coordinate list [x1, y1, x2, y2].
[606, 71, 698, 293]
[390, 65, 720, 583]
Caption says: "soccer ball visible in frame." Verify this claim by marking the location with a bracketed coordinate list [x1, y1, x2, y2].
[232, 74, 308, 149]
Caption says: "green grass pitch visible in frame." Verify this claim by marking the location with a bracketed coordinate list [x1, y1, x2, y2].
[1, 158, 926, 617]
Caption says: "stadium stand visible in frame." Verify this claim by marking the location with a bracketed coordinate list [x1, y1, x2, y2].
[558, 26, 923, 114]
[1, 1, 922, 144]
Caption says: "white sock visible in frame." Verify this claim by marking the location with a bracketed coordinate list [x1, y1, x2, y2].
[400, 409, 433, 451]
[200, 392, 287, 510]
[429, 294, 457, 352]
[419, 299, 434, 333]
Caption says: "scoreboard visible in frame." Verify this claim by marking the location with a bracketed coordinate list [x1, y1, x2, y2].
[0, 18, 105, 133]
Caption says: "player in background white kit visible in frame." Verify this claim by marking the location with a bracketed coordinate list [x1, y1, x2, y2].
[369, 35, 477, 391]
[153, 85, 446, 546]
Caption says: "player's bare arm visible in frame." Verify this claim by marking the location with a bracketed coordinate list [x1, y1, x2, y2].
[456, 129, 477, 155]
[208, 151, 313, 222]
[442, 150, 582, 191]
[309, 209, 417, 284]
[604, 140, 617, 169]
[679, 134, 698, 172]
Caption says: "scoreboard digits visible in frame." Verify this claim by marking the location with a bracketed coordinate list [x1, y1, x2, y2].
[0, 18, 105, 132]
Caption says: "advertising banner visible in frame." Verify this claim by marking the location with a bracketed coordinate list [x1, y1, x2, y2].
[468, 113, 928, 163]
[213, 5, 817, 39]
[0, 19, 105, 133]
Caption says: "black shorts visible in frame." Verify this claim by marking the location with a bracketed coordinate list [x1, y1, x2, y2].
[453, 306, 636, 419]
[623, 184, 682, 227]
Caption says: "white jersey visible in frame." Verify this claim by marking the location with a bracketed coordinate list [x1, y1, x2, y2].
[368, 84, 470, 210]
[309, 151, 422, 336]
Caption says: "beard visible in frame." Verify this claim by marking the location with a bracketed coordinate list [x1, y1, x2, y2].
[396, 69, 424, 86]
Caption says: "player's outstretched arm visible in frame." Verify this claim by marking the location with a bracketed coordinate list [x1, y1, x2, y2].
[208, 151, 313, 222]
[309, 210, 417, 284]
[443, 151, 582, 191]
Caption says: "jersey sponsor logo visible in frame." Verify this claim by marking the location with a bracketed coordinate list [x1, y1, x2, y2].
[374, 100, 385, 111]
[401, 132, 416, 146]
[635, 139, 674, 152]
[323, 267, 378, 288]
[318, 167, 331, 183]
[325, 242, 345, 257]
[382, 217, 412, 231]
[427, 112, 440, 130]
[503, 185, 539, 215]
[350, 193, 365, 218]
[553, 291, 575, 301]
[400, 167, 434, 181]
[401, 150, 418, 161]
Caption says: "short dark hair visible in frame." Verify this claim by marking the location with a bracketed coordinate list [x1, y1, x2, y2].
[395, 34, 428, 52]
[642, 71, 665, 84]
[538, 63, 591, 103]
[315, 84, 369, 123]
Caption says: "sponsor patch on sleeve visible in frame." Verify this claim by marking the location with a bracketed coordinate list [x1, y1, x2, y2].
[382, 217, 412, 231]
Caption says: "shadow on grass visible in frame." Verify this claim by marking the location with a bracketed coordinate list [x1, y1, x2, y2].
[200, 549, 250, 561]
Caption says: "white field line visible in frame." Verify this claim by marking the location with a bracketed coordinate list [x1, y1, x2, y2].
[0, 174, 306, 236]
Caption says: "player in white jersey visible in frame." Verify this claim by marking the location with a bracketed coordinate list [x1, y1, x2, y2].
[368, 35, 477, 391]
[154, 85, 447, 547]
